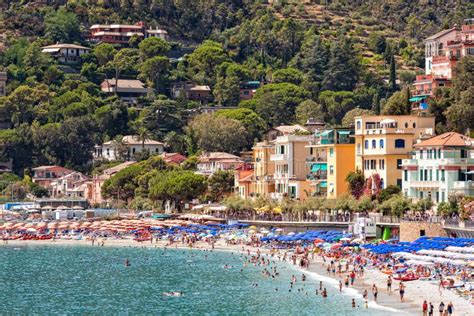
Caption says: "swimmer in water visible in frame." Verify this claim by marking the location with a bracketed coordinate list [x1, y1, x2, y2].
[125, 258, 130, 266]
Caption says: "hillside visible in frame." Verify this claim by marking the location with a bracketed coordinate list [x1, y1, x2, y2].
[0, 0, 473, 178]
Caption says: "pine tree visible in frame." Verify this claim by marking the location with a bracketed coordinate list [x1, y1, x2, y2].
[389, 52, 397, 92]
[322, 36, 359, 92]
[371, 92, 380, 114]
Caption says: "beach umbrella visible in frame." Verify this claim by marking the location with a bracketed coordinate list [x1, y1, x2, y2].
[248, 225, 257, 230]
[331, 243, 342, 250]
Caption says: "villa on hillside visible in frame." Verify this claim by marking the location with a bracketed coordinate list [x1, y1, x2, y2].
[94, 135, 164, 161]
[171, 82, 212, 104]
[402, 132, 474, 204]
[89, 22, 169, 44]
[32, 166, 75, 189]
[196, 152, 243, 176]
[49, 172, 91, 199]
[100, 79, 150, 104]
[41, 43, 91, 64]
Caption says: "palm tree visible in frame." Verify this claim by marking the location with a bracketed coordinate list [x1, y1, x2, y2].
[137, 127, 152, 150]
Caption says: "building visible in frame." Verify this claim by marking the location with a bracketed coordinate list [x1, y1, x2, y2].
[0, 71, 6, 96]
[161, 152, 186, 165]
[90, 161, 136, 205]
[171, 82, 212, 104]
[402, 132, 474, 204]
[100, 79, 150, 104]
[264, 125, 309, 142]
[32, 166, 75, 189]
[270, 134, 312, 200]
[94, 135, 164, 161]
[49, 171, 91, 198]
[252, 140, 276, 198]
[354, 115, 436, 189]
[235, 164, 254, 199]
[196, 152, 243, 176]
[89, 22, 169, 45]
[306, 128, 355, 199]
[411, 19, 474, 106]
[239, 81, 262, 101]
[41, 43, 91, 64]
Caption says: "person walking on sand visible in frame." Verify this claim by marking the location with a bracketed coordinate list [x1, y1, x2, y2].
[438, 302, 445, 316]
[339, 280, 343, 292]
[422, 300, 428, 316]
[446, 302, 453, 315]
[387, 275, 392, 292]
[428, 302, 434, 316]
[399, 281, 405, 302]
[351, 298, 356, 308]
[372, 284, 378, 301]
[363, 289, 368, 300]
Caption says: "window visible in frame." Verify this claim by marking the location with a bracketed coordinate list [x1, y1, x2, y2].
[397, 159, 402, 169]
[380, 178, 384, 189]
[436, 192, 439, 203]
[357, 144, 361, 155]
[413, 122, 416, 128]
[420, 191, 424, 199]
[379, 139, 384, 148]
[329, 148, 334, 157]
[395, 139, 405, 148]
[420, 169, 423, 181]
[356, 121, 361, 130]
[438, 149, 441, 158]
[420, 229, 426, 237]
[372, 140, 376, 149]
[434, 149, 437, 159]
[404, 122, 408, 128]
[441, 191, 445, 202]
[397, 179, 402, 188]
[379, 159, 385, 170]
[280, 145, 285, 155]
[404, 170, 408, 181]
[424, 169, 428, 181]
[420, 150, 423, 159]
[441, 170, 445, 181]
[370, 160, 376, 170]
[436, 170, 439, 181]
[329, 165, 334, 175]
[364, 140, 369, 149]
[429, 169, 433, 181]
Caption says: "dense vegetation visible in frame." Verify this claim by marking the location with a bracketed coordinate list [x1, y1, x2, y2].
[0, 0, 473, 178]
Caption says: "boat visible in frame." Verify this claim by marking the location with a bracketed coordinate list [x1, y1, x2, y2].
[393, 274, 419, 281]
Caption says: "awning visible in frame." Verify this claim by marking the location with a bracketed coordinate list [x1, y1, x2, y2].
[311, 163, 327, 172]
[337, 130, 350, 135]
[319, 181, 327, 188]
[321, 130, 333, 137]
[409, 96, 428, 102]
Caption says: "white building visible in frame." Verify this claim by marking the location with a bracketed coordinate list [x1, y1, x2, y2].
[145, 27, 169, 40]
[41, 43, 91, 64]
[196, 152, 243, 176]
[402, 132, 474, 204]
[50, 172, 91, 198]
[94, 135, 164, 161]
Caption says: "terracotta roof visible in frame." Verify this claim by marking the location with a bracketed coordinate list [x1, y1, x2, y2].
[238, 170, 254, 182]
[425, 27, 457, 41]
[102, 161, 136, 176]
[198, 152, 242, 163]
[274, 125, 308, 134]
[102, 79, 146, 89]
[414, 132, 473, 148]
[161, 152, 186, 164]
[32, 165, 73, 172]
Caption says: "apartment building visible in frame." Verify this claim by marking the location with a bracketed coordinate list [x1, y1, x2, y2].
[252, 140, 275, 198]
[270, 134, 311, 200]
[402, 132, 474, 203]
[354, 115, 435, 189]
[306, 128, 355, 199]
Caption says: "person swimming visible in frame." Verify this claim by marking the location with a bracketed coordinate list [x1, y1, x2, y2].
[125, 258, 130, 267]
[163, 292, 182, 297]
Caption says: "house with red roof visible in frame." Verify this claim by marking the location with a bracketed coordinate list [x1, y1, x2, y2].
[402, 132, 474, 204]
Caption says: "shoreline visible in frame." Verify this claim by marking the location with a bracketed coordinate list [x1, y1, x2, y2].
[1, 239, 428, 315]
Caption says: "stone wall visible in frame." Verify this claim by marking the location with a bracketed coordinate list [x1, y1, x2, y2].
[399, 222, 447, 242]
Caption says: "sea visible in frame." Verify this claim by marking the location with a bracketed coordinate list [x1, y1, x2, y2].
[0, 245, 397, 315]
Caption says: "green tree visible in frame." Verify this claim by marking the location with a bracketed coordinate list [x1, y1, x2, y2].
[102, 164, 143, 202]
[446, 87, 474, 133]
[108, 48, 139, 92]
[367, 32, 387, 54]
[213, 62, 250, 106]
[272, 68, 304, 85]
[342, 108, 374, 127]
[93, 43, 116, 67]
[322, 36, 359, 92]
[187, 113, 248, 154]
[95, 101, 130, 138]
[345, 170, 365, 199]
[382, 88, 411, 115]
[252, 83, 310, 126]
[389, 52, 397, 92]
[318, 91, 356, 124]
[148, 170, 206, 211]
[44, 8, 80, 43]
[138, 37, 171, 60]
[138, 55, 169, 91]
[187, 40, 229, 85]
[295, 100, 324, 125]
[207, 170, 234, 201]
[215, 108, 266, 149]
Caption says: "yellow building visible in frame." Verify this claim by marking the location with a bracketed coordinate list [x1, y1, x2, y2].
[252, 140, 275, 197]
[354, 115, 435, 189]
[270, 135, 311, 200]
[307, 128, 355, 199]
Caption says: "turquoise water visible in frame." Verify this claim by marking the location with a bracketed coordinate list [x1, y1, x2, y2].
[0, 245, 389, 315]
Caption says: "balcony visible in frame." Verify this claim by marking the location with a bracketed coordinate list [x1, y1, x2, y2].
[306, 172, 327, 181]
[452, 181, 474, 190]
[270, 154, 287, 162]
[439, 158, 474, 165]
[410, 181, 440, 188]
[402, 159, 418, 166]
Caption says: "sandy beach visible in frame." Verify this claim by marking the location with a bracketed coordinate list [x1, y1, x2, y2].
[4, 238, 471, 315]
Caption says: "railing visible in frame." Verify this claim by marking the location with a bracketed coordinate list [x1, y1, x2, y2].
[409, 181, 440, 188]
[452, 181, 474, 190]
[443, 219, 474, 229]
[270, 154, 287, 162]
